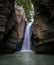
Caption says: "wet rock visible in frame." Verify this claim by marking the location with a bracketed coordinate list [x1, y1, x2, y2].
[32, 0, 54, 54]
[15, 6, 27, 50]
[0, 0, 18, 53]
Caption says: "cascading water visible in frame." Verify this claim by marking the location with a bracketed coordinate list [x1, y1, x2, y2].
[20, 22, 33, 52]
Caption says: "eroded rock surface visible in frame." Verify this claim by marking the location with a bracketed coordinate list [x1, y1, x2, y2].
[0, 0, 18, 53]
[15, 6, 27, 50]
[32, 0, 54, 54]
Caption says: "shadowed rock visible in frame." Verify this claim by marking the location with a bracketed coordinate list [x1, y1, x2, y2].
[0, 0, 18, 53]
[32, 0, 54, 54]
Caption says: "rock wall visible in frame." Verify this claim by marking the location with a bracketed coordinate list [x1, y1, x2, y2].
[32, 0, 54, 54]
[0, 0, 18, 53]
[15, 6, 27, 50]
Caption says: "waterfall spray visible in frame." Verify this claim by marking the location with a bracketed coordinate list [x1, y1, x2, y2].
[20, 22, 33, 52]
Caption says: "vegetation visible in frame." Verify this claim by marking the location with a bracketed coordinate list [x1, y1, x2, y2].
[15, 0, 32, 21]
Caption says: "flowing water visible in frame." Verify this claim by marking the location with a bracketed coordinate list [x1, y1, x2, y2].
[20, 22, 33, 52]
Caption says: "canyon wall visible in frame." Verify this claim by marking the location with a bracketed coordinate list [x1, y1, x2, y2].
[15, 6, 27, 50]
[32, 0, 54, 54]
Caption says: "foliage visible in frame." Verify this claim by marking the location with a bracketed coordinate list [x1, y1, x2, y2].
[15, 0, 32, 21]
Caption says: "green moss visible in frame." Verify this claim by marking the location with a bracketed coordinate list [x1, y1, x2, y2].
[15, 0, 32, 22]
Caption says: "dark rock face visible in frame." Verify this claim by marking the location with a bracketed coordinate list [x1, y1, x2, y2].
[32, 0, 54, 54]
[0, 0, 18, 53]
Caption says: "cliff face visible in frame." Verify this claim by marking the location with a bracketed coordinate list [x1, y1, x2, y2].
[0, 0, 18, 53]
[32, 0, 54, 54]
[15, 6, 27, 50]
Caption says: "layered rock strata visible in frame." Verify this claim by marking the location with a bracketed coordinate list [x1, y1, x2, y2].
[32, 0, 54, 54]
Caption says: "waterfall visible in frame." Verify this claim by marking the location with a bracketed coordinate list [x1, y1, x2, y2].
[20, 22, 33, 52]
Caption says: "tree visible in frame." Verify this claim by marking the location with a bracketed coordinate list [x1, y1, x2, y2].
[15, 0, 32, 21]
